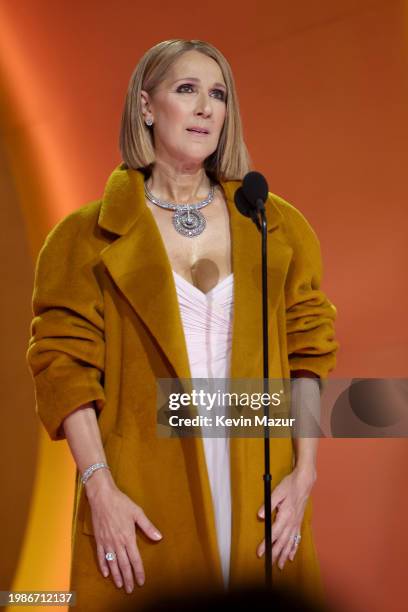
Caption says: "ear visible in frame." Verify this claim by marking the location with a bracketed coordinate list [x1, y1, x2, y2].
[140, 90, 153, 119]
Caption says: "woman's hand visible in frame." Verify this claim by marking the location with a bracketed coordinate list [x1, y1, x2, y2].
[85, 470, 163, 593]
[256, 465, 316, 570]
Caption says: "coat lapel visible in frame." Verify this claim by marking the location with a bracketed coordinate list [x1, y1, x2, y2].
[98, 168, 192, 382]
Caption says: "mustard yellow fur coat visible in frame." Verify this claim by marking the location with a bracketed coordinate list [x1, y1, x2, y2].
[27, 164, 338, 610]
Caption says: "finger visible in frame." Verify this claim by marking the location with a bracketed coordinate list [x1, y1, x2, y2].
[257, 538, 265, 558]
[259, 524, 290, 561]
[133, 505, 163, 541]
[116, 546, 134, 594]
[96, 541, 110, 578]
[271, 511, 286, 543]
[258, 489, 284, 518]
[126, 540, 146, 587]
[271, 490, 284, 513]
[289, 531, 301, 561]
[272, 526, 291, 565]
[257, 518, 280, 557]
[258, 495, 283, 519]
[278, 529, 297, 570]
[104, 545, 123, 589]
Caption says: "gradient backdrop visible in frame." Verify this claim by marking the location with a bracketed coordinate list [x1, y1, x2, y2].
[1, 1, 407, 611]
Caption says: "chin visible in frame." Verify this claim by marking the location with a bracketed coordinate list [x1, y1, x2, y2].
[177, 152, 212, 167]
[186, 145, 217, 161]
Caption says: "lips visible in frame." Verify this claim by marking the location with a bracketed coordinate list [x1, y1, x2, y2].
[187, 127, 209, 134]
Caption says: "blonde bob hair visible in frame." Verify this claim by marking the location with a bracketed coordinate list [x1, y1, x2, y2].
[119, 39, 251, 181]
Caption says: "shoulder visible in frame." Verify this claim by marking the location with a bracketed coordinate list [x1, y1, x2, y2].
[268, 191, 321, 255]
[43, 199, 103, 245]
[33, 199, 109, 294]
[43, 199, 103, 240]
[35, 199, 108, 278]
[269, 192, 319, 242]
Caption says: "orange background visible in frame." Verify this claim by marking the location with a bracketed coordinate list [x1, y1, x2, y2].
[1, 1, 407, 611]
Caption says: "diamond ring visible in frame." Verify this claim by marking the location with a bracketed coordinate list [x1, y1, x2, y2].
[292, 534, 301, 546]
[105, 551, 117, 561]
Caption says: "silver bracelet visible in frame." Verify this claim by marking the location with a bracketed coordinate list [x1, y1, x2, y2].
[81, 462, 110, 485]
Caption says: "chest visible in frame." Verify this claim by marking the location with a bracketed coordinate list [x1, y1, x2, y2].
[145, 192, 232, 294]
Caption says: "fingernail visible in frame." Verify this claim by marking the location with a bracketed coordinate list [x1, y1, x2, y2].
[117, 581, 123, 588]
[153, 530, 162, 540]
[137, 576, 145, 586]
[258, 510, 264, 518]
[103, 570, 108, 578]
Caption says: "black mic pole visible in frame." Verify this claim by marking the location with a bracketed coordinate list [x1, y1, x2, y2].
[234, 177, 273, 588]
[258, 200, 273, 589]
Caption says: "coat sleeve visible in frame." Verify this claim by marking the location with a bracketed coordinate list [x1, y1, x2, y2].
[283, 204, 339, 382]
[26, 210, 106, 441]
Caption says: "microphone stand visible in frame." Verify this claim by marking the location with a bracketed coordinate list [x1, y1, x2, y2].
[234, 184, 273, 588]
[256, 200, 273, 589]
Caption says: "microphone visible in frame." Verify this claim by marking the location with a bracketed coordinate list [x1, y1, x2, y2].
[234, 171, 269, 229]
[234, 187, 261, 230]
[234, 185, 252, 218]
[242, 171, 269, 213]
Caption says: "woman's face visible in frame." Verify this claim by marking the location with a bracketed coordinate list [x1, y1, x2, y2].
[142, 50, 227, 168]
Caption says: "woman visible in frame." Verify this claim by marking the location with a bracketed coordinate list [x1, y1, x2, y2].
[27, 39, 338, 610]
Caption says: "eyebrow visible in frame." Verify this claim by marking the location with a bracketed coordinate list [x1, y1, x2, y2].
[172, 77, 227, 90]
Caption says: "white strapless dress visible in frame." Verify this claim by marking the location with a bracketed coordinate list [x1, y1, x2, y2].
[172, 270, 234, 589]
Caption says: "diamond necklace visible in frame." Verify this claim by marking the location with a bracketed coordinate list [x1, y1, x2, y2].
[144, 180, 215, 237]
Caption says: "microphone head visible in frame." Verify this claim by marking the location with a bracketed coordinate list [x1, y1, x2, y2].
[234, 186, 252, 218]
[242, 171, 269, 208]
[234, 186, 262, 230]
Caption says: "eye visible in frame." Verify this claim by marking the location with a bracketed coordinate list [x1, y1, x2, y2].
[176, 83, 227, 101]
[176, 83, 195, 93]
[211, 89, 227, 101]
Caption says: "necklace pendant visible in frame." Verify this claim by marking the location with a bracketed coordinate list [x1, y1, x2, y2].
[173, 208, 206, 237]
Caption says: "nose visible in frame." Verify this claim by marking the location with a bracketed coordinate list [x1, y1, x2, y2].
[195, 91, 213, 118]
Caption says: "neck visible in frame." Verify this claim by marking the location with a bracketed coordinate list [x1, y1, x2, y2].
[146, 159, 212, 204]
